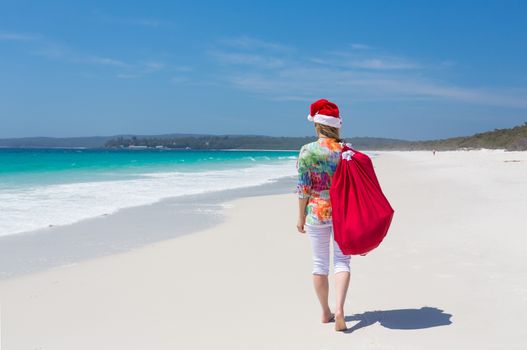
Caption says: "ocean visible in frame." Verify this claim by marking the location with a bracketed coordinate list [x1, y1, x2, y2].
[0, 148, 298, 236]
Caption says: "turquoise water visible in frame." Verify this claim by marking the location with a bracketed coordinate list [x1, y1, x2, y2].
[0, 148, 298, 236]
[0, 148, 297, 187]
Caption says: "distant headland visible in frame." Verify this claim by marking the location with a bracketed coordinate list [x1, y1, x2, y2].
[1, 123, 526, 151]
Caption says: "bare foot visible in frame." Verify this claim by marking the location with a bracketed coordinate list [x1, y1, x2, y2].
[322, 311, 334, 323]
[334, 312, 347, 331]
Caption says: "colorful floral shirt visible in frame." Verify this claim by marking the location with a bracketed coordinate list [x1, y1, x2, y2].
[295, 138, 343, 226]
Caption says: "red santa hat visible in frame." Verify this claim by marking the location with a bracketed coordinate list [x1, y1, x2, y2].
[307, 98, 342, 129]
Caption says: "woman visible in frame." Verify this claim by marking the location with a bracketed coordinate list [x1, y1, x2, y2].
[295, 99, 351, 332]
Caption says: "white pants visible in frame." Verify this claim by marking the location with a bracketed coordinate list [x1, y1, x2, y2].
[305, 224, 351, 275]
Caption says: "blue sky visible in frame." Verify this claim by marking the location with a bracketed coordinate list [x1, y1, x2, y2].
[1, 0, 526, 140]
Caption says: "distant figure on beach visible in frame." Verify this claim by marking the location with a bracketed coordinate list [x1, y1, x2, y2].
[295, 99, 351, 332]
[433, 149, 437, 156]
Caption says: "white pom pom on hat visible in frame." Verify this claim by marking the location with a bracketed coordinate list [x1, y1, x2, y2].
[307, 98, 342, 129]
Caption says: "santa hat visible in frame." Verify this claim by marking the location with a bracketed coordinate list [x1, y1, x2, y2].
[307, 99, 342, 129]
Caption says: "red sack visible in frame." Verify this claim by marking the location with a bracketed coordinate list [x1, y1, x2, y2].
[330, 145, 394, 255]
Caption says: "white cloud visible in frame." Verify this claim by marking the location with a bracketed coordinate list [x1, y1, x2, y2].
[94, 12, 174, 28]
[0, 31, 37, 41]
[210, 39, 527, 109]
[6, 32, 173, 79]
[30, 46, 67, 59]
[173, 65, 193, 72]
[116, 73, 141, 79]
[125, 18, 167, 27]
[211, 51, 284, 69]
[87, 56, 128, 67]
[114, 61, 170, 79]
[220, 36, 293, 52]
[171, 76, 189, 84]
[145, 61, 164, 69]
[325, 51, 420, 70]
[350, 43, 372, 50]
[116, 61, 168, 78]
[347, 58, 419, 70]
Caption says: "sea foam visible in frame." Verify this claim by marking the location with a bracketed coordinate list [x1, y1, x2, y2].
[0, 160, 297, 236]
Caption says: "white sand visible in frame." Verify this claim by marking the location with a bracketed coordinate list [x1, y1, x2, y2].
[1, 150, 526, 349]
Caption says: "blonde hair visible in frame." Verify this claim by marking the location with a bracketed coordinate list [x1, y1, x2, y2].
[315, 123, 343, 143]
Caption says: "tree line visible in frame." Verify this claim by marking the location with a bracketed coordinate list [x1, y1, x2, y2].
[103, 123, 527, 151]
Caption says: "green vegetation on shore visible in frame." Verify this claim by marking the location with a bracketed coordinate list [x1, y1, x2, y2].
[401, 123, 527, 151]
[1, 123, 525, 150]
[103, 123, 527, 151]
[104, 135, 315, 150]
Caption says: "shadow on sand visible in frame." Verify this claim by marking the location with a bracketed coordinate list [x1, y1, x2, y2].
[344, 306, 452, 334]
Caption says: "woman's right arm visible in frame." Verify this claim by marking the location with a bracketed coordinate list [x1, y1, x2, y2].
[295, 146, 311, 233]
[297, 197, 309, 233]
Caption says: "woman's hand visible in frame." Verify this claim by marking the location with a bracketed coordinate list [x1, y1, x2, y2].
[297, 215, 306, 233]
[297, 197, 309, 233]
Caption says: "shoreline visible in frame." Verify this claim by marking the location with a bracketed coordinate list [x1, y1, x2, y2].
[1, 148, 524, 280]
[0, 175, 296, 280]
[0, 150, 298, 238]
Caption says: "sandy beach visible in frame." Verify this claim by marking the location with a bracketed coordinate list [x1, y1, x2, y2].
[1, 150, 526, 349]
